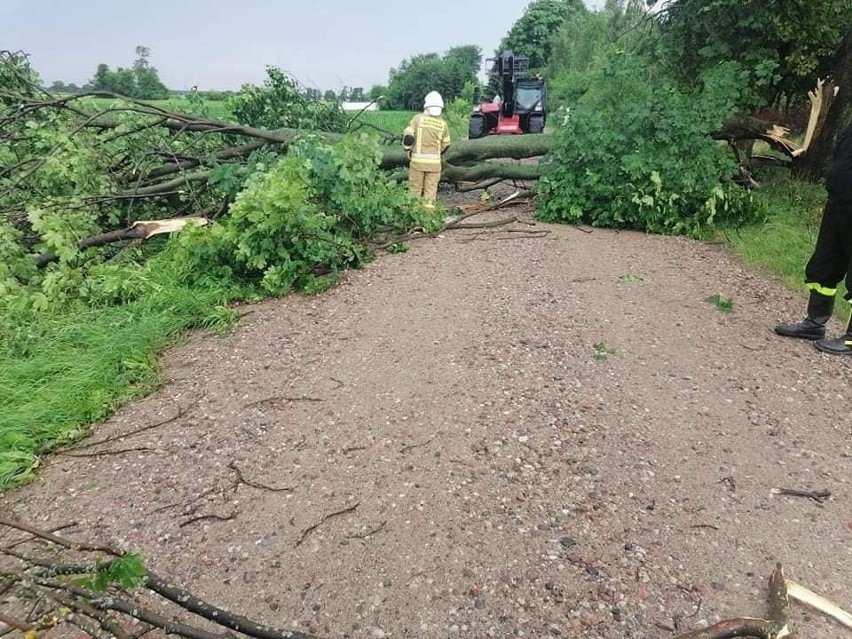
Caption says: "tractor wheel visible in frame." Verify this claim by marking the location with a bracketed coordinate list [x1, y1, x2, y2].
[468, 114, 487, 139]
[527, 114, 545, 134]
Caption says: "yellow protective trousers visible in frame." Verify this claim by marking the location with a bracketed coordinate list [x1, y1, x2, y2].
[408, 168, 441, 205]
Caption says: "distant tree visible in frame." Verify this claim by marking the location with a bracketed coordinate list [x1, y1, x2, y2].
[499, 0, 588, 70]
[323, 89, 337, 101]
[194, 89, 235, 101]
[110, 68, 137, 97]
[444, 45, 482, 73]
[48, 80, 69, 94]
[89, 46, 169, 99]
[349, 87, 366, 101]
[546, 0, 648, 103]
[304, 88, 322, 101]
[92, 63, 111, 91]
[132, 46, 169, 99]
[384, 46, 481, 110]
[385, 54, 441, 110]
[602, 0, 649, 40]
[368, 85, 386, 101]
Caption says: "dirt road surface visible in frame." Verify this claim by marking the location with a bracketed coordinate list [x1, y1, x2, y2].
[3, 207, 852, 638]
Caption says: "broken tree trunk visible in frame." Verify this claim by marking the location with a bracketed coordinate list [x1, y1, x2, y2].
[795, 28, 852, 180]
[120, 133, 550, 195]
[34, 217, 208, 267]
[713, 117, 799, 158]
[792, 79, 835, 158]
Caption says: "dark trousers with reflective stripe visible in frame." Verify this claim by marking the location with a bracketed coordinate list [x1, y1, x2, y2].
[805, 198, 852, 301]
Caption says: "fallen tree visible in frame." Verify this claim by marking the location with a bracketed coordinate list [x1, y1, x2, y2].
[2, 78, 831, 208]
[1, 78, 549, 204]
[0, 47, 846, 274]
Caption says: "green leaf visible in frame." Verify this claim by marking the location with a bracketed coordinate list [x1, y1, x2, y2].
[705, 293, 735, 313]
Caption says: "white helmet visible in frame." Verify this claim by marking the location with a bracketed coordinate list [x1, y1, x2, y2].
[424, 91, 444, 115]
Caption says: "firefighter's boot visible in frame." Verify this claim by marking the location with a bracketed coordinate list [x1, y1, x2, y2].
[774, 291, 834, 340]
[814, 314, 852, 354]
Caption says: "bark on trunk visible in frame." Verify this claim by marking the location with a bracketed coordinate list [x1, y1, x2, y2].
[380, 134, 552, 170]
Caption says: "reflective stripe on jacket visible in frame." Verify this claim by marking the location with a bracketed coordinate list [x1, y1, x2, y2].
[403, 114, 451, 173]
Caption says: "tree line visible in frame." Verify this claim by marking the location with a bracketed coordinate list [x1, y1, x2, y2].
[44, 46, 171, 99]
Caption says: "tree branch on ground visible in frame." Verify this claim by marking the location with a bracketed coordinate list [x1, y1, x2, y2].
[34, 216, 209, 267]
[0, 519, 322, 639]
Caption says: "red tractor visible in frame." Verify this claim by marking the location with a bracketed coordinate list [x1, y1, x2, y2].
[468, 50, 547, 139]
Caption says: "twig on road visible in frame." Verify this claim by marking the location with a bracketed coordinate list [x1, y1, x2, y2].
[228, 461, 293, 493]
[400, 437, 434, 454]
[770, 487, 831, 503]
[243, 395, 323, 409]
[61, 446, 153, 459]
[178, 512, 236, 528]
[294, 503, 360, 548]
[64, 401, 193, 452]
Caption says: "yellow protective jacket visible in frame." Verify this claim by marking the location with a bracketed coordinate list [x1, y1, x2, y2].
[403, 113, 451, 173]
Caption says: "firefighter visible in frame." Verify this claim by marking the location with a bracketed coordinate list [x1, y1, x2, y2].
[775, 125, 852, 354]
[403, 91, 451, 209]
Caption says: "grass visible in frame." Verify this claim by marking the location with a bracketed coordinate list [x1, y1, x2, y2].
[721, 168, 849, 317]
[705, 293, 735, 313]
[592, 341, 617, 361]
[0, 280, 240, 487]
[351, 110, 413, 133]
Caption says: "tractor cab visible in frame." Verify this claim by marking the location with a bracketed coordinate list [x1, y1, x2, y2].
[514, 77, 547, 131]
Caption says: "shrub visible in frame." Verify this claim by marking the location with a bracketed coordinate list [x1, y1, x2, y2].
[536, 51, 764, 236]
[168, 134, 441, 294]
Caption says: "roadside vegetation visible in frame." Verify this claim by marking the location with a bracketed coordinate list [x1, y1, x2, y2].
[2, 0, 850, 487]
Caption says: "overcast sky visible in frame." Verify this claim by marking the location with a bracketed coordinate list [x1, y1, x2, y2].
[2, 0, 604, 91]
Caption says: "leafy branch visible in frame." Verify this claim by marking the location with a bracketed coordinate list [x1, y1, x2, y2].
[0, 517, 322, 639]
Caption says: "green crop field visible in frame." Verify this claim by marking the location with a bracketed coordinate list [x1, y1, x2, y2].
[78, 96, 233, 120]
[352, 110, 470, 142]
[351, 110, 413, 132]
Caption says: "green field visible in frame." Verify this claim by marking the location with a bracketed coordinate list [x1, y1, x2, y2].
[80, 96, 233, 120]
[351, 110, 470, 141]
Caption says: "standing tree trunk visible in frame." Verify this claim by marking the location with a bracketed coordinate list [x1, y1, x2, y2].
[795, 28, 852, 180]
